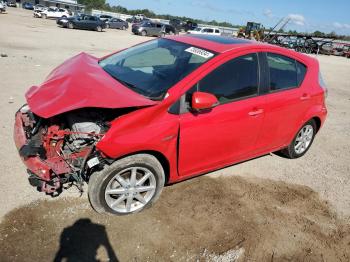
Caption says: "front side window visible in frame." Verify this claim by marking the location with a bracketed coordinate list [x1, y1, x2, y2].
[267, 53, 298, 91]
[204, 28, 214, 33]
[100, 39, 216, 100]
[189, 53, 259, 104]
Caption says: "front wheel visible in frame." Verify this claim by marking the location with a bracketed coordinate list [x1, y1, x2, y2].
[122, 25, 126, 30]
[141, 30, 147, 36]
[67, 22, 74, 29]
[88, 154, 165, 215]
[280, 119, 317, 158]
[96, 25, 102, 32]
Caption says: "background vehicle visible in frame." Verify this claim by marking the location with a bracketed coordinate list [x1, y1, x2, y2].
[106, 18, 128, 30]
[132, 21, 166, 36]
[134, 14, 146, 20]
[33, 4, 45, 12]
[33, 9, 44, 18]
[41, 7, 71, 19]
[170, 19, 198, 32]
[0, 1, 6, 13]
[14, 36, 327, 215]
[22, 2, 34, 10]
[98, 14, 113, 22]
[187, 27, 221, 35]
[6, 1, 16, 7]
[58, 15, 106, 32]
[160, 24, 176, 36]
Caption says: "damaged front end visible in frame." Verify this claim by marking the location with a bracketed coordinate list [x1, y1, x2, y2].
[14, 105, 122, 196]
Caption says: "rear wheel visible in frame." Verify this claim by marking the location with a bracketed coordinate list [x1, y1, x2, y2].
[141, 30, 147, 36]
[280, 119, 316, 158]
[42, 14, 47, 19]
[68, 22, 74, 29]
[122, 25, 126, 30]
[88, 154, 165, 215]
[96, 25, 102, 32]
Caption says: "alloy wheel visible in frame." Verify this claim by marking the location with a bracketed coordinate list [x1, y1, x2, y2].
[104, 167, 156, 213]
[294, 124, 314, 154]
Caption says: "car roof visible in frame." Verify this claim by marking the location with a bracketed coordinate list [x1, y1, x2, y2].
[165, 35, 317, 66]
[166, 34, 283, 53]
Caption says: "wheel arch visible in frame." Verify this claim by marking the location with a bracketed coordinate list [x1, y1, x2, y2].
[312, 116, 321, 133]
[107, 150, 171, 185]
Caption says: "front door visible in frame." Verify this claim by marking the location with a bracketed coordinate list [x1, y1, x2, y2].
[178, 52, 265, 177]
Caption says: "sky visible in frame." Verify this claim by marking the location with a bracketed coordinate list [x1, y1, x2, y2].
[107, 0, 350, 35]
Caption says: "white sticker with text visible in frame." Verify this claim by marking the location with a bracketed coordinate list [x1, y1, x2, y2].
[185, 47, 214, 59]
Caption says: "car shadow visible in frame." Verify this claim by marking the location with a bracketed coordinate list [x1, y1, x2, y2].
[53, 218, 118, 262]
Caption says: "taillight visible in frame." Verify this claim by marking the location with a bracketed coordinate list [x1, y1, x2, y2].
[319, 71, 328, 99]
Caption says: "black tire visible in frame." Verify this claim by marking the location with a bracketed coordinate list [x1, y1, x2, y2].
[122, 25, 126, 30]
[68, 22, 74, 29]
[96, 25, 102, 32]
[280, 119, 317, 159]
[106, 23, 110, 29]
[141, 30, 147, 36]
[88, 154, 165, 215]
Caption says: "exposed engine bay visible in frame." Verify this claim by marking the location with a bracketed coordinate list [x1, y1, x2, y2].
[15, 105, 132, 196]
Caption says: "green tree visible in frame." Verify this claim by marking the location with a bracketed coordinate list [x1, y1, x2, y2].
[313, 30, 325, 37]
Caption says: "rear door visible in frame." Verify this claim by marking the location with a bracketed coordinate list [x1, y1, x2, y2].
[116, 19, 123, 29]
[87, 16, 98, 30]
[178, 52, 266, 177]
[110, 18, 117, 28]
[78, 16, 90, 29]
[255, 52, 309, 152]
[155, 23, 162, 36]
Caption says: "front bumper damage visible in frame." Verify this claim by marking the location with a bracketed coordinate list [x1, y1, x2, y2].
[14, 111, 65, 193]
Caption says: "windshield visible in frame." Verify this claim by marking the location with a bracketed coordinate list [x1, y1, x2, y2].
[99, 38, 215, 100]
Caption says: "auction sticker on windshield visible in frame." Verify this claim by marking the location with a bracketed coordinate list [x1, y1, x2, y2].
[185, 47, 214, 59]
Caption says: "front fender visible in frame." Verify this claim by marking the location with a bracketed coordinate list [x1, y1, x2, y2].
[96, 113, 179, 182]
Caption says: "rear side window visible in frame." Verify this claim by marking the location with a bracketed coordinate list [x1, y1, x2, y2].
[267, 53, 307, 91]
[267, 53, 297, 90]
[194, 53, 259, 104]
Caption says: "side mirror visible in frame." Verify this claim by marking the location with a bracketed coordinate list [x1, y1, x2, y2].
[191, 91, 219, 111]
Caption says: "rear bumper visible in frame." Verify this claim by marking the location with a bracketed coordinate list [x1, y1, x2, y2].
[14, 112, 51, 181]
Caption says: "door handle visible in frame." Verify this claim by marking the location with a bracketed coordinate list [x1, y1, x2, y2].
[248, 108, 264, 116]
[300, 93, 311, 101]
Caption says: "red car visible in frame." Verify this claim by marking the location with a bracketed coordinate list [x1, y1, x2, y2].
[14, 35, 327, 215]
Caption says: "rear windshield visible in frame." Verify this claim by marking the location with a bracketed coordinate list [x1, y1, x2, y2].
[99, 39, 216, 100]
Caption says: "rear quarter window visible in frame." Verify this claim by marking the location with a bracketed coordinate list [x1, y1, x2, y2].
[296, 61, 307, 86]
[267, 53, 307, 91]
[267, 53, 297, 91]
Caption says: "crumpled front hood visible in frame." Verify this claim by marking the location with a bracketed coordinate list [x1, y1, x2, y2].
[26, 52, 157, 118]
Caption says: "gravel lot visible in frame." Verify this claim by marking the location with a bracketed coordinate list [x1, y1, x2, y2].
[0, 8, 349, 261]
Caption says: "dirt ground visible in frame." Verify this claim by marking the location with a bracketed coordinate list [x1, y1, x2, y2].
[0, 8, 350, 261]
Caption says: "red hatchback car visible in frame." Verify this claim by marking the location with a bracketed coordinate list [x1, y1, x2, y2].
[14, 35, 327, 215]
